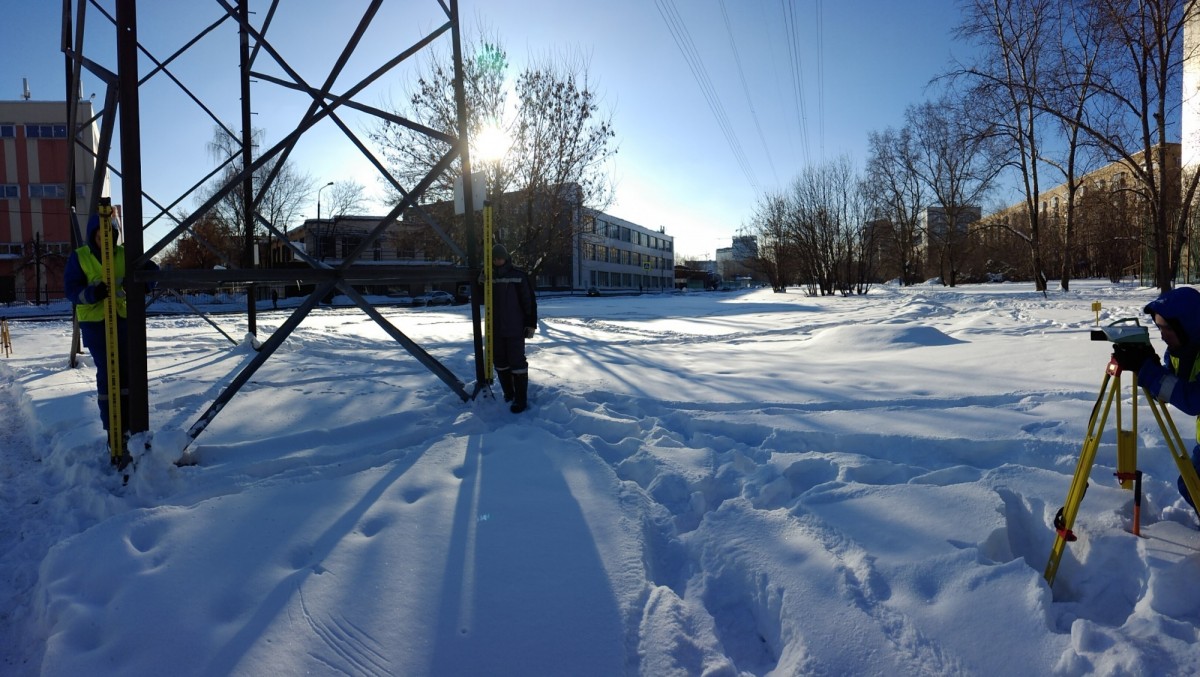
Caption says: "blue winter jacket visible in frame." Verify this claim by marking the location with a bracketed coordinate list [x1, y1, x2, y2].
[1138, 287, 1200, 432]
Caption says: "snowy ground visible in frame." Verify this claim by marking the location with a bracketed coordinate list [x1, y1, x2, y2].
[2, 281, 1199, 676]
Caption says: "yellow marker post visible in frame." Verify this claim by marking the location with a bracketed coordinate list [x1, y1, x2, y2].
[98, 200, 125, 466]
[1092, 301, 1102, 325]
[1, 319, 11, 357]
[483, 201, 494, 384]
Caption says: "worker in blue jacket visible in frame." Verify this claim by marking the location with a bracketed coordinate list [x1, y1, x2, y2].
[490, 243, 537, 413]
[1119, 286, 1200, 520]
[63, 212, 157, 437]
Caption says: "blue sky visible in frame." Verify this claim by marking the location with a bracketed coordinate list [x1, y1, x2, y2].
[3, 1, 975, 259]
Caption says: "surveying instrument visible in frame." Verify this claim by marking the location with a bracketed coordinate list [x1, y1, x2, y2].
[1044, 314, 1200, 587]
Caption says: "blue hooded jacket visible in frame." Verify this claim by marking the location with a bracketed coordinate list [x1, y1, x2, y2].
[1139, 286, 1200, 419]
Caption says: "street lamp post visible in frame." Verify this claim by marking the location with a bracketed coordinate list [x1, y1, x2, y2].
[317, 181, 334, 221]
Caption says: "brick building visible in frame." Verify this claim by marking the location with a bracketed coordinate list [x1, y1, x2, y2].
[0, 98, 102, 303]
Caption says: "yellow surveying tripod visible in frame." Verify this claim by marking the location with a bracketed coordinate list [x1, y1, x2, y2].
[1044, 318, 1200, 587]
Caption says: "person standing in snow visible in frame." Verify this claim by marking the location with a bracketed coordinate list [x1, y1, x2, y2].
[63, 212, 158, 439]
[1120, 286, 1200, 520]
[490, 243, 537, 413]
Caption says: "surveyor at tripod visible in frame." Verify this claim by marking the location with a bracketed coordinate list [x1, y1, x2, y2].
[63, 212, 158, 442]
[1117, 286, 1200, 521]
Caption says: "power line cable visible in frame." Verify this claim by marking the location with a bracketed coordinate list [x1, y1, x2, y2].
[719, 0, 780, 187]
[654, 0, 761, 193]
[815, 0, 825, 159]
[781, 0, 811, 166]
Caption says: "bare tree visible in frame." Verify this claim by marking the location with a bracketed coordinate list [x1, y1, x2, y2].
[370, 37, 616, 281]
[907, 96, 1004, 286]
[370, 36, 507, 206]
[502, 56, 617, 277]
[865, 127, 929, 285]
[787, 156, 863, 296]
[745, 192, 794, 292]
[322, 180, 369, 219]
[201, 126, 314, 262]
[955, 0, 1058, 291]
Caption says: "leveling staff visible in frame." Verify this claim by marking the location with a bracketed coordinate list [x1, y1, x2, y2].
[63, 213, 158, 440]
[1119, 286, 1200, 521]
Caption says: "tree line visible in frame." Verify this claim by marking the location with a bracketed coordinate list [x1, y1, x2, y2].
[744, 0, 1199, 295]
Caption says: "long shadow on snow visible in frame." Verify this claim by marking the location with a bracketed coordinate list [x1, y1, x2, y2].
[429, 431, 628, 676]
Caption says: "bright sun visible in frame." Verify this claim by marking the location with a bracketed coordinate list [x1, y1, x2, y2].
[475, 124, 511, 164]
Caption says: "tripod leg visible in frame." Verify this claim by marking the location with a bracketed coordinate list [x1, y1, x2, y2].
[1045, 372, 1118, 586]
[1144, 396, 1200, 514]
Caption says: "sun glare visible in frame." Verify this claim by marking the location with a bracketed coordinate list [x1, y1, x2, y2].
[475, 124, 511, 164]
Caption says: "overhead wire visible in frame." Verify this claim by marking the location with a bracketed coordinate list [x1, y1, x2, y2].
[781, 0, 811, 167]
[654, 0, 761, 193]
[815, 0, 825, 160]
[719, 0, 780, 188]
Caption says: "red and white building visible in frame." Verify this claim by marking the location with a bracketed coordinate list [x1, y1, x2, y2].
[0, 98, 102, 303]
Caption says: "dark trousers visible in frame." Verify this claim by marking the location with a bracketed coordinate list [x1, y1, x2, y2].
[81, 320, 130, 433]
[493, 335, 527, 375]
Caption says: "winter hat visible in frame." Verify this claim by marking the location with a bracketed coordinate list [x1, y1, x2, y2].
[86, 212, 121, 248]
[1145, 286, 1200, 348]
[492, 243, 509, 260]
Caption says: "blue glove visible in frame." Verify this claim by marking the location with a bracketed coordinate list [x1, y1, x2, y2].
[90, 281, 109, 303]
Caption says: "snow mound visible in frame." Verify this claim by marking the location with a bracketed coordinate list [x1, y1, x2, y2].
[809, 324, 963, 348]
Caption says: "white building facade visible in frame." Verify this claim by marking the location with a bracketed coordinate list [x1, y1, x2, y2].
[576, 210, 674, 291]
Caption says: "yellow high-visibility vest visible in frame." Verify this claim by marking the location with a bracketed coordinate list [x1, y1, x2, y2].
[74, 245, 126, 322]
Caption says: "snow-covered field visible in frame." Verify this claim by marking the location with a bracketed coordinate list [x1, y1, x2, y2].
[2, 281, 1198, 676]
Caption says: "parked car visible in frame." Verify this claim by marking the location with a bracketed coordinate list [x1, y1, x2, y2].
[586, 287, 601, 297]
[415, 290, 456, 306]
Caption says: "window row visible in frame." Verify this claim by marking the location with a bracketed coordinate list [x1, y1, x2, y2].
[0, 184, 87, 199]
[589, 271, 670, 289]
[585, 218, 672, 251]
[0, 124, 69, 139]
[583, 243, 671, 269]
[0, 242, 73, 257]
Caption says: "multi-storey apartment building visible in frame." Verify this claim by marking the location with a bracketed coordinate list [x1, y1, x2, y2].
[0, 98, 102, 303]
[983, 144, 1181, 281]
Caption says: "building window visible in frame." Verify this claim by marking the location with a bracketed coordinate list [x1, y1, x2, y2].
[29, 184, 68, 199]
[24, 124, 68, 139]
[0, 243, 24, 257]
[1, 184, 18, 199]
[0, 125, 14, 138]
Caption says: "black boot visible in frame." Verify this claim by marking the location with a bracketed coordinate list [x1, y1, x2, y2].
[510, 373, 528, 413]
[497, 369, 514, 402]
